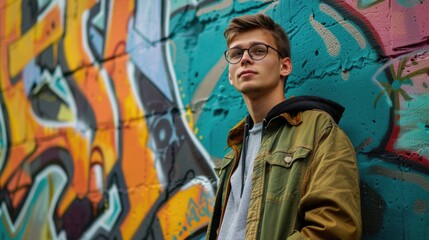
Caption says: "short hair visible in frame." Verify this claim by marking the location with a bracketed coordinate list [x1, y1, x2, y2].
[224, 13, 291, 60]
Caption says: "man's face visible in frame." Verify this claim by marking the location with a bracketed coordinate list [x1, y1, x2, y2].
[227, 29, 291, 99]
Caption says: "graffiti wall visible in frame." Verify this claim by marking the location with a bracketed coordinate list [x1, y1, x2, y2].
[0, 0, 428, 239]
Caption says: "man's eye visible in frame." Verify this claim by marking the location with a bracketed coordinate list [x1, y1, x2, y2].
[251, 47, 266, 55]
[230, 50, 242, 59]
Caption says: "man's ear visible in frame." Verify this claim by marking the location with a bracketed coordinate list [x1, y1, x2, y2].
[280, 57, 292, 78]
[228, 72, 233, 85]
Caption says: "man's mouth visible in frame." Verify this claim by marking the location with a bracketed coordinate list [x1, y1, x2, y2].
[238, 70, 256, 78]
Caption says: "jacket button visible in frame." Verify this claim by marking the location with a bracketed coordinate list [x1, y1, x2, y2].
[284, 156, 292, 164]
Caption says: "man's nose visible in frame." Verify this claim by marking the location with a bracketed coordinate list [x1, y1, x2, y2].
[240, 50, 253, 64]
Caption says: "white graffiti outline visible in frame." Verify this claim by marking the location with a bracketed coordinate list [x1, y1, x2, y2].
[164, 1, 215, 171]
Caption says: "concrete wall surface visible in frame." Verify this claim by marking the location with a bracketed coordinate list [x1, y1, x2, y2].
[0, 0, 428, 239]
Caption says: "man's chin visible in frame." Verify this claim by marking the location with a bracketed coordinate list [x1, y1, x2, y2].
[236, 81, 258, 92]
[239, 87, 264, 98]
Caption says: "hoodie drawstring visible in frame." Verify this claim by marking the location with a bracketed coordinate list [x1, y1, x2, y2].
[240, 117, 267, 198]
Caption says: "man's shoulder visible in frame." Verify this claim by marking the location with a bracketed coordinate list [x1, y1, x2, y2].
[301, 109, 339, 126]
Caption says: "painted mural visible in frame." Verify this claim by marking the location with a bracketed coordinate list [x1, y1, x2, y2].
[0, 0, 428, 239]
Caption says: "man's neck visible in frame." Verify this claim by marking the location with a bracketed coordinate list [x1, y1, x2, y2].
[243, 92, 285, 123]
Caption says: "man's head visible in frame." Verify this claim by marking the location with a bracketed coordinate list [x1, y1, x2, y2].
[224, 14, 291, 60]
[224, 14, 292, 98]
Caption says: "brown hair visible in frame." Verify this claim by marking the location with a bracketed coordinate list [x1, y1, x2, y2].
[224, 13, 291, 59]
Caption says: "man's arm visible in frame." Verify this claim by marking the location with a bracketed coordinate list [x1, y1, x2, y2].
[289, 125, 362, 240]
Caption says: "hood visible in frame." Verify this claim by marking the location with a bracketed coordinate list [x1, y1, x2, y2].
[265, 95, 345, 124]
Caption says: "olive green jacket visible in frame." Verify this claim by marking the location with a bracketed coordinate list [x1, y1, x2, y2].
[207, 109, 362, 239]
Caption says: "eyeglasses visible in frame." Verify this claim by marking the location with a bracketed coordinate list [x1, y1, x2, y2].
[224, 43, 284, 64]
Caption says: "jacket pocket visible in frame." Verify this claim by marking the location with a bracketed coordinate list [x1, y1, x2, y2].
[266, 146, 311, 168]
[264, 147, 311, 204]
[260, 147, 311, 238]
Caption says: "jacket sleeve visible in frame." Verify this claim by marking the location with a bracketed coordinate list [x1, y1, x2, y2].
[288, 124, 362, 240]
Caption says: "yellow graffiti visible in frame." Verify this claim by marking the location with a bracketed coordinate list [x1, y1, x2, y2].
[8, 4, 63, 77]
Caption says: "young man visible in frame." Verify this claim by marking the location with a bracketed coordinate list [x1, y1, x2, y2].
[207, 14, 362, 239]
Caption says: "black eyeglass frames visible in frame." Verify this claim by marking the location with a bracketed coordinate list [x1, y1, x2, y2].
[224, 43, 284, 64]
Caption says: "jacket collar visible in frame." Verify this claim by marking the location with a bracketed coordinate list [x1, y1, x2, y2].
[226, 96, 345, 147]
[227, 112, 302, 147]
